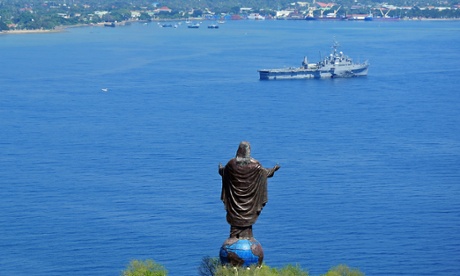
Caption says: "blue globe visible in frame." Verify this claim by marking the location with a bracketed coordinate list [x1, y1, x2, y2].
[219, 237, 264, 267]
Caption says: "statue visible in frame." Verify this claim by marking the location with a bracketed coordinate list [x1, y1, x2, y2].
[218, 141, 280, 267]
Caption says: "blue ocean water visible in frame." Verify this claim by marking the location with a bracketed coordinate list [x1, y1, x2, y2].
[1, 20, 459, 276]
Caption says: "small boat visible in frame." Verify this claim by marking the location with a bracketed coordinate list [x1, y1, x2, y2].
[258, 41, 369, 80]
[346, 13, 371, 20]
[208, 24, 219, 29]
[101, 88, 108, 92]
[247, 13, 265, 20]
[188, 23, 200, 28]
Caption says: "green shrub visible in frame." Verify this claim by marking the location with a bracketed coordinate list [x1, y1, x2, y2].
[216, 264, 281, 276]
[199, 257, 309, 276]
[123, 258, 363, 276]
[321, 264, 364, 276]
[121, 259, 168, 276]
[199, 256, 220, 276]
[278, 264, 309, 276]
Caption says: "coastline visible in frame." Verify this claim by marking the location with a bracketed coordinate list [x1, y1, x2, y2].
[1, 17, 459, 35]
[0, 29, 63, 35]
[0, 22, 111, 35]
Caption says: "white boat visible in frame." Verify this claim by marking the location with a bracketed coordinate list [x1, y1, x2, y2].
[247, 13, 265, 20]
[188, 23, 200, 28]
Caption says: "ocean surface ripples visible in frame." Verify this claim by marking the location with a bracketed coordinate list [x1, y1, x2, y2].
[1, 20, 459, 275]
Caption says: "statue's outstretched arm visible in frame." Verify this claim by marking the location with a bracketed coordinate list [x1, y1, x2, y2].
[266, 164, 280, 177]
[218, 163, 224, 176]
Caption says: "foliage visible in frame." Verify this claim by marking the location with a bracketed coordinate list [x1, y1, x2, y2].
[321, 264, 364, 276]
[199, 256, 220, 276]
[122, 258, 363, 276]
[1, 0, 460, 31]
[215, 265, 292, 276]
[121, 259, 168, 276]
[199, 257, 309, 276]
[278, 264, 309, 276]
[0, 20, 9, 30]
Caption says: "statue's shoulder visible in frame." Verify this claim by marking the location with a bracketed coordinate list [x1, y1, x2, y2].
[223, 159, 239, 171]
[250, 158, 262, 166]
[226, 158, 237, 166]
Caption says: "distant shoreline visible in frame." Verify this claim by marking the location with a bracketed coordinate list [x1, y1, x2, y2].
[0, 29, 63, 35]
[0, 23, 106, 35]
[0, 22, 123, 35]
[1, 18, 459, 35]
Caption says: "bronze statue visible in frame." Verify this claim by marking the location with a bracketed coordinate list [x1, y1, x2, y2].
[219, 141, 280, 239]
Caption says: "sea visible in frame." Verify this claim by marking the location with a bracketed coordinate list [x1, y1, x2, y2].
[1, 19, 459, 276]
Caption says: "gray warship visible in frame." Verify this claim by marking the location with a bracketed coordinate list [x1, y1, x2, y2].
[258, 41, 369, 80]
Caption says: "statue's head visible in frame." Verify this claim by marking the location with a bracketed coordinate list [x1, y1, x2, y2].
[236, 141, 251, 164]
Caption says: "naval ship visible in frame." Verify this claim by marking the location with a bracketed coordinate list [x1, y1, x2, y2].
[258, 41, 369, 80]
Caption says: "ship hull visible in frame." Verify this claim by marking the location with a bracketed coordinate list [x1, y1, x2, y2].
[306, 16, 346, 21]
[258, 64, 368, 80]
[258, 69, 317, 80]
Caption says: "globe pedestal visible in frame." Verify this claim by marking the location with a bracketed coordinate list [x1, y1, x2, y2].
[219, 237, 264, 267]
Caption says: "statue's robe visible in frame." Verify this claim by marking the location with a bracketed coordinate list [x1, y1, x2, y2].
[219, 158, 276, 228]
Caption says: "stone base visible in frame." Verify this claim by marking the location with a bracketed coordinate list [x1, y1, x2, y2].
[219, 237, 264, 267]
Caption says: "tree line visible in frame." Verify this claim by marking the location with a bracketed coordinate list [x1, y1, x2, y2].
[1, 0, 459, 31]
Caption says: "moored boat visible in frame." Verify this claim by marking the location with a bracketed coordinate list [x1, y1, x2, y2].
[258, 41, 369, 80]
[247, 13, 265, 20]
